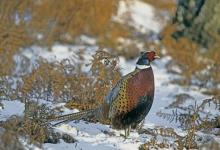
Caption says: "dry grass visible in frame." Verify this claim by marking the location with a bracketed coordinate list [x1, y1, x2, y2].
[0, 49, 121, 148]
[0, 0, 128, 76]
[20, 50, 120, 109]
[0, 101, 77, 148]
[154, 97, 220, 149]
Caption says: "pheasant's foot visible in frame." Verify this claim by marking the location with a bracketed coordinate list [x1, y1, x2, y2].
[119, 133, 132, 140]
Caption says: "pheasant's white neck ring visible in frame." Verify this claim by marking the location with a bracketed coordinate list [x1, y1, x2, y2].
[136, 64, 151, 69]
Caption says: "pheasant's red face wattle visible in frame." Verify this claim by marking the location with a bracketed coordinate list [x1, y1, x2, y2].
[146, 51, 159, 62]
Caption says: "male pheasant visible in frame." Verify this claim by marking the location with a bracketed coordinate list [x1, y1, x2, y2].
[50, 51, 159, 137]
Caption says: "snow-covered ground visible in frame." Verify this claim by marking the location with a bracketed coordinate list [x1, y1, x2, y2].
[1, 54, 218, 149]
[0, 100, 24, 121]
[113, 0, 164, 33]
[41, 56, 215, 150]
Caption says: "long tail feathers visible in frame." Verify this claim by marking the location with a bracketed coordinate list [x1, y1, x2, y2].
[47, 108, 98, 126]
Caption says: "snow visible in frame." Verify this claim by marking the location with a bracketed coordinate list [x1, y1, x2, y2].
[5, 46, 220, 149]
[18, 45, 97, 64]
[42, 56, 215, 150]
[51, 103, 79, 115]
[13, 44, 98, 75]
[0, 100, 24, 121]
[44, 122, 142, 150]
[114, 0, 164, 33]
[1, 0, 219, 149]
[79, 35, 97, 45]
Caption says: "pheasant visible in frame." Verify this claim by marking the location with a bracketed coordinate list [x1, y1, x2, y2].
[49, 51, 159, 138]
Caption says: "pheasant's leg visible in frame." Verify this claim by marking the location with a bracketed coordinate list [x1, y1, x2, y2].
[124, 125, 131, 139]
[120, 128, 127, 138]
[125, 127, 130, 139]
[136, 120, 144, 130]
[124, 128, 127, 138]
[127, 125, 131, 137]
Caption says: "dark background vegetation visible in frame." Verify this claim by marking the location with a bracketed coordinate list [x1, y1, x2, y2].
[0, 0, 219, 149]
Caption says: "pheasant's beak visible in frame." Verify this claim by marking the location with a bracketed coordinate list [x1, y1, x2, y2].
[154, 55, 160, 59]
